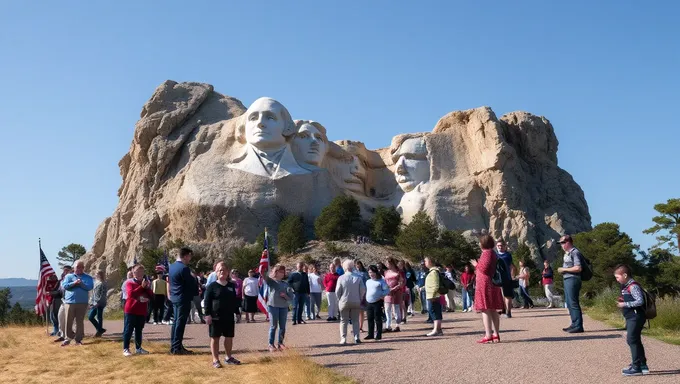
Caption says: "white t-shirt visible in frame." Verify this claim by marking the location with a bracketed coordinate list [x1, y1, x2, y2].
[519, 267, 528, 288]
[308, 273, 322, 293]
[243, 277, 259, 297]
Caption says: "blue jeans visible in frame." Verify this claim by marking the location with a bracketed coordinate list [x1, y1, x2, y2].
[170, 301, 191, 352]
[292, 293, 308, 323]
[563, 277, 583, 330]
[123, 313, 145, 350]
[88, 305, 104, 333]
[50, 301, 61, 334]
[268, 306, 288, 345]
[419, 288, 427, 312]
[519, 286, 534, 307]
[462, 289, 473, 311]
[308, 292, 322, 318]
[626, 311, 647, 368]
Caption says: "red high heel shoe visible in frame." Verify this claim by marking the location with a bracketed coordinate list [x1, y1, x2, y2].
[492, 334, 500, 343]
[476, 336, 494, 344]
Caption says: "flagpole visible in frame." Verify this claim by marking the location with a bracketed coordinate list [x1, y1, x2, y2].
[39, 238, 49, 335]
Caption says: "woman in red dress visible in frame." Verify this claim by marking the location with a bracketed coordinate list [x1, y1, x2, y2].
[471, 235, 504, 344]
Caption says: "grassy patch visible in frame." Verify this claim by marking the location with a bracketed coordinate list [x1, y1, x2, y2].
[585, 288, 680, 345]
[0, 326, 356, 384]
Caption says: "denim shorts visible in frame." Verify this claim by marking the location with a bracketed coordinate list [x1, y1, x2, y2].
[429, 298, 443, 321]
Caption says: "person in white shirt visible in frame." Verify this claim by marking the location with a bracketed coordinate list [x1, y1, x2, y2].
[242, 270, 260, 323]
[307, 264, 323, 320]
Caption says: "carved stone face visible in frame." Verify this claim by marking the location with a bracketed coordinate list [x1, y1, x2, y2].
[393, 138, 429, 193]
[292, 123, 328, 166]
[340, 155, 366, 194]
[244, 98, 287, 151]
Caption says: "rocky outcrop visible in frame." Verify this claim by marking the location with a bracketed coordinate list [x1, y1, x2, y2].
[81, 81, 591, 281]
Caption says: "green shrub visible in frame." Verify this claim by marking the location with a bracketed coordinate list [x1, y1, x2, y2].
[654, 297, 680, 331]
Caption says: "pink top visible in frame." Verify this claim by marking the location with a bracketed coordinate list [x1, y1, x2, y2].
[383, 269, 404, 304]
[232, 278, 243, 297]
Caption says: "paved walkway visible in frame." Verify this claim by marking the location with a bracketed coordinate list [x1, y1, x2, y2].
[87, 308, 680, 383]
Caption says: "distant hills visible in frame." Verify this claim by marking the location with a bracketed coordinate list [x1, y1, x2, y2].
[0, 279, 39, 308]
[0, 278, 38, 287]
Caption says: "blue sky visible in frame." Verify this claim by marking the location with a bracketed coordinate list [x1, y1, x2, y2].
[1, 1, 678, 279]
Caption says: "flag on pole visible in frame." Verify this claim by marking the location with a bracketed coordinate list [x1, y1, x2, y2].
[35, 242, 57, 316]
[256, 229, 270, 316]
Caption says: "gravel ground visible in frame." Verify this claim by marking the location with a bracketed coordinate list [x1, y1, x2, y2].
[84, 308, 680, 384]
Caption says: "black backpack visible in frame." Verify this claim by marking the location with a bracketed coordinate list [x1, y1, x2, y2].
[628, 282, 657, 321]
[431, 270, 449, 295]
[442, 273, 456, 291]
[576, 251, 593, 281]
[492, 259, 508, 287]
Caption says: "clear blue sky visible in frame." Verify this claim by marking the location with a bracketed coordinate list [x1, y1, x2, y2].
[1, 1, 678, 279]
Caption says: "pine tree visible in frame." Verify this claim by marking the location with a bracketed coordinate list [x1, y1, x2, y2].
[56, 243, 86, 268]
[396, 210, 439, 261]
[278, 215, 306, 254]
[370, 206, 402, 244]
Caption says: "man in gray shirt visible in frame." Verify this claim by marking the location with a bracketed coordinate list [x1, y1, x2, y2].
[557, 235, 584, 333]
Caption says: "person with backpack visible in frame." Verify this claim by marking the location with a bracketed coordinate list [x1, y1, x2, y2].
[424, 257, 443, 336]
[614, 264, 650, 376]
[557, 235, 584, 333]
[495, 240, 517, 318]
[470, 235, 504, 344]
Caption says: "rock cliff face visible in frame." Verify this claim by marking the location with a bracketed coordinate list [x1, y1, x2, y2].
[81, 80, 591, 278]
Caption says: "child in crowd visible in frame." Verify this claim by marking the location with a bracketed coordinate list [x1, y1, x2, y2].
[614, 264, 650, 376]
[123, 264, 153, 356]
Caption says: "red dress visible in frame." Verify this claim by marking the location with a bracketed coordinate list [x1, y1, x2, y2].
[474, 249, 504, 311]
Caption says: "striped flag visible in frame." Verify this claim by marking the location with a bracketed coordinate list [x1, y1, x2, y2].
[256, 229, 270, 317]
[35, 244, 56, 316]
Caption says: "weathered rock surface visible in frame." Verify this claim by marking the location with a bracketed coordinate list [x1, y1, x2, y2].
[81, 81, 591, 280]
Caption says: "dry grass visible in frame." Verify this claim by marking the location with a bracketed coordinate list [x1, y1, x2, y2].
[0, 327, 356, 384]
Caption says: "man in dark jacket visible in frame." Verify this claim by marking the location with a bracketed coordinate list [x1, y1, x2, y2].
[287, 262, 310, 325]
[169, 247, 198, 354]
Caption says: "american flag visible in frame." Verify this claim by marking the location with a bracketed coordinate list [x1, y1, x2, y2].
[257, 229, 270, 317]
[35, 244, 56, 317]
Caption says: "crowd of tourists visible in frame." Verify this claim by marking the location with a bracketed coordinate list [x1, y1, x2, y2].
[46, 234, 650, 376]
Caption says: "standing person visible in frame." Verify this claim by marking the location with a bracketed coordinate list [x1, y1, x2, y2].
[364, 265, 389, 341]
[404, 262, 417, 316]
[204, 262, 241, 368]
[307, 264, 323, 320]
[88, 271, 108, 337]
[189, 272, 206, 324]
[444, 265, 457, 312]
[242, 269, 259, 323]
[397, 260, 409, 323]
[60, 260, 94, 347]
[263, 264, 294, 352]
[121, 270, 133, 309]
[470, 235, 504, 344]
[152, 273, 168, 324]
[123, 264, 153, 356]
[558, 235, 584, 333]
[53, 265, 73, 342]
[287, 262, 310, 325]
[424, 257, 444, 336]
[169, 247, 199, 355]
[335, 259, 366, 345]
[333, 257, 345, 275]
[354, 260, 369, 331]
[461, 264, 475, 312]
[517, 261, 535, 309]
[323, 263, 340, 321]
[416, 262, 428, 314]
[44, 275, 60, 336]
[162, 274, 174, 325]
[541, 260, 556, 308]
[230, 269, 243, 323]
[383, 258, 404, 332]
[49, 266, 70, 339]
[614, 265, 650, 376]
[496, 240, 516, 318]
